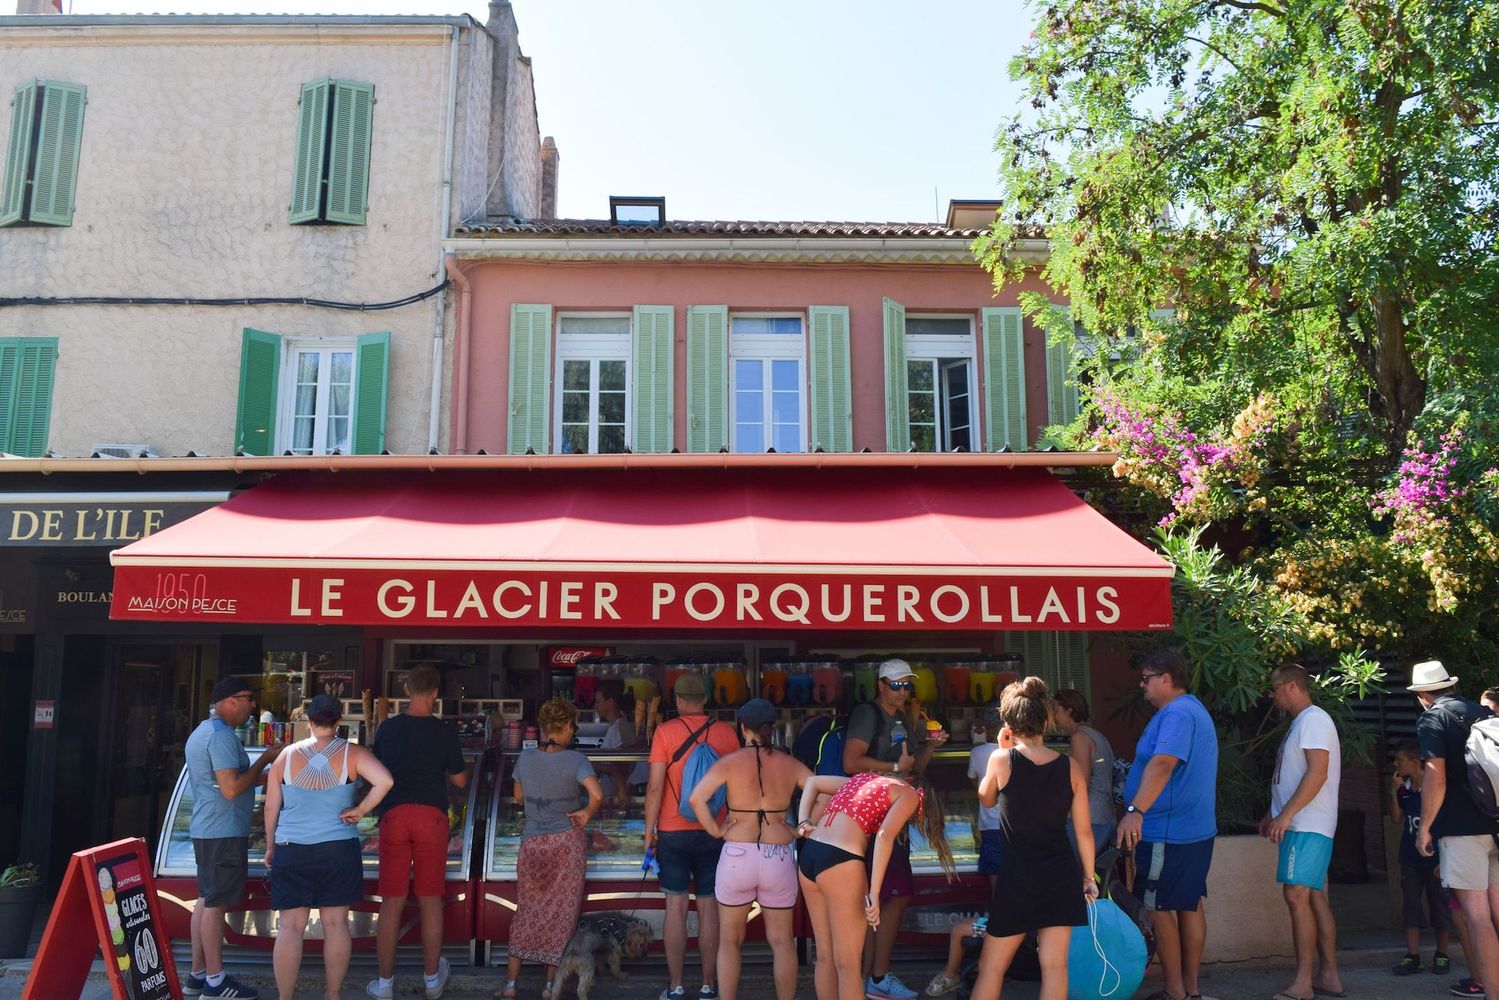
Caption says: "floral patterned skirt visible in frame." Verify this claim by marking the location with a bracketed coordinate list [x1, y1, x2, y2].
[510, 827, 587, 966]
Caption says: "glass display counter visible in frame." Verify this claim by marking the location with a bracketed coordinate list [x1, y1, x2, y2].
[908, 748, 985, 875]
[156, 747, 484, 880]
[485, 751, 651, 881]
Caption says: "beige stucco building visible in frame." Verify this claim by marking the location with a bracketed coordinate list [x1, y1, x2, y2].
[0, 2, 556, 458]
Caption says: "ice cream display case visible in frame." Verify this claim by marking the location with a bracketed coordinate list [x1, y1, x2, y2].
[153, 746, 490, 959]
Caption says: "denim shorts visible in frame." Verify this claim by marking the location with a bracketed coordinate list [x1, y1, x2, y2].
[977, 829, 1005, 876]
[657, 829, 724, 895]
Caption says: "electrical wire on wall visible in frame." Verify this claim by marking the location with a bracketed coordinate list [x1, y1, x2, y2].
[0, 279, 448, 311]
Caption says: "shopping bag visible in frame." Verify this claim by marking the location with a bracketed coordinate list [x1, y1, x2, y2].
[1068, 896, 1147, 1000]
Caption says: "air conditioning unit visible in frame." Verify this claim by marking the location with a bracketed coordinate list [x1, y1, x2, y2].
[91, 444, 159, 459]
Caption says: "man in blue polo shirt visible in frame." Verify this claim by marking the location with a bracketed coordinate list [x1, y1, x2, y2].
[1118, 648, 1218, 1000]
[182, 678, 282, 999]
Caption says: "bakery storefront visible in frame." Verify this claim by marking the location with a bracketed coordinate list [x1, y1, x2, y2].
[108, 455, 1172, 963]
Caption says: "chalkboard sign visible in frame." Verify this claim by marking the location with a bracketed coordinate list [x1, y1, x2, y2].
[24, 838, 183, 1000]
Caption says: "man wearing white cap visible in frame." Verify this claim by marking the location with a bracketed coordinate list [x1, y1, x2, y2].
[1412, 659, 1499, 999]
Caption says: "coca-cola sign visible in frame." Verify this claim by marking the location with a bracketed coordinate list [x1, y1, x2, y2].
[547, 646, 611, 668]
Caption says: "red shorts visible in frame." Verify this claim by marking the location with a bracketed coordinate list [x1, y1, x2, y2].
[377, 804, 449, 898]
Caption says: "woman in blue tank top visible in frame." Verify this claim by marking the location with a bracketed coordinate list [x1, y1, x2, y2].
[265, 695, 394, 1000]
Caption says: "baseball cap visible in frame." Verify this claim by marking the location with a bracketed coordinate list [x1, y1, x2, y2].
[736, 698, 778, 730]
[307, 694, 343, 725]
[878, 658, 917, 683]
[674, 672, 708, 699]
[210, 677, 253, 703]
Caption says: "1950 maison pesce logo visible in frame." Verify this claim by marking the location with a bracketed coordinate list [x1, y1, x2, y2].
[124, 573, 237, 615]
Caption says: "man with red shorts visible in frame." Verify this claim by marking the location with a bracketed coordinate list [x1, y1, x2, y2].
[367, 664, 469, 1000]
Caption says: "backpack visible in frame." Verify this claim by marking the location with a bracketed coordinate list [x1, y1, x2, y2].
[673, 717, 729, 821]
[813, 704, 889, 777]
[1466, 717, 1499, 819]
[793, 714, 836, 771]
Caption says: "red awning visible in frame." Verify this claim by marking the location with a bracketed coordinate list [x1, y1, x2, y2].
[109, 467, 1173, 631]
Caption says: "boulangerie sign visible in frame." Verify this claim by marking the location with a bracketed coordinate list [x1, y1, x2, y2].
[110, 565, 1173, 631]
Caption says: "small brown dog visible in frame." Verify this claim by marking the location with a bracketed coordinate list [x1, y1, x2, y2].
[551, 912, 653, 1000]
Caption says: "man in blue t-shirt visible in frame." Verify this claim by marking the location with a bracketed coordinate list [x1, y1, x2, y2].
[182, 678, 282, 999]
[1118, 648, 1217, 1000]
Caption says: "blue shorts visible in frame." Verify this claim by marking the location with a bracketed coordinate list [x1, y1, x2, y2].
[657, 829, 724, 895]
[1277, 831, 1333, 890]
[978, 830, 1005, 876]
[1134, 838, 1213, 912]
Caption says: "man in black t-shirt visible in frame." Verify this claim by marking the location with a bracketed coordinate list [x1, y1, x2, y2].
[366, 664, 469, 1000]
[1413, 659, 1499, 999]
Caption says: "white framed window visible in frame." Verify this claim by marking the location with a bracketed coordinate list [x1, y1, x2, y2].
[905, 315, 976, 451]
[554, 314, 631, 454]
[278, 341, 356, 456]
[730, 315, 805, 453]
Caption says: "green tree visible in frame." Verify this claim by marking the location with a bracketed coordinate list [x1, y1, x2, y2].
[982, 0, 1499, 675]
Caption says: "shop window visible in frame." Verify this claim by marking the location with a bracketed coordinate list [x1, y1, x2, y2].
[905, 316, 976, 452]
[730, 315, 805, 453]
[554, 315, 631, 454]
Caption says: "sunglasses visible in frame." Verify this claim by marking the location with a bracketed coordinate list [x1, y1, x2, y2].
[884, 680, 916, 692]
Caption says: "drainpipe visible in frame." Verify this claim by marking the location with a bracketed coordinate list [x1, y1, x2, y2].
[444, 256, 473, 454]
[428, 24, 462, 452]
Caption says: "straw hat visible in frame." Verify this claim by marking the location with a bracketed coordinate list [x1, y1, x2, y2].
[1407, 660, 1459, 693]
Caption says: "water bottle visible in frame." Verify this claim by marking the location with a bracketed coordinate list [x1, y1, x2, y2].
[889, 717, 907, 751]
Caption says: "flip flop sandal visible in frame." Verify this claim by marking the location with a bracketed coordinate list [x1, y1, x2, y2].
[1271, 993, 1312, 1000]
[1314, 991, 1348, 998]
[495, 981, 517, 1000]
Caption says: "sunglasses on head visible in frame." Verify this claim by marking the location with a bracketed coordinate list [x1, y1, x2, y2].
[884, 679, 915, 692]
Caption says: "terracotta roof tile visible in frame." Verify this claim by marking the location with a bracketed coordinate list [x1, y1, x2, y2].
[454, 218, 1037, 239]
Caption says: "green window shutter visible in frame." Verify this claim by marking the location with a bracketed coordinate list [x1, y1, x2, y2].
[235, 328, 282, 456]
[27, 81, 86, 227]
[1002, 632, 1090, 699]
[631, 305, 674, 454]
[686, 305, 728, 453]
[1055, 632, 1091, 698]
[0, 82, 39, 228]
[289, 79, 331, 224]
[0, 338, 57, 457]
[351, 331, 391, 455]
[1046, 305, 1080, 428]
[982, 307, 1027, 450]
[325, 80, 373, 226]
[882, 297, 908, 451]
[808, 305, 852, 452]
[507, 304, 552, 454]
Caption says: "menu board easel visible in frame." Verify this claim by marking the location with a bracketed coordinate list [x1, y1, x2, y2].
[24, 837, 182, 1000]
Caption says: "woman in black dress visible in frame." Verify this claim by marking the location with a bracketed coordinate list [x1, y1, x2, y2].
[972, 676, 1097, 999]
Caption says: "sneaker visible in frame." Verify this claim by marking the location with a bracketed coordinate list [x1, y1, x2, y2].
[1436, 952, 1453, 975]
[182, 972, 207, 997]
[1451, 980, 1487, 998]
[867, 973, 920, 1000]
[1394, 953, 1424, 976]
[365, 979, 394, 1000]
[699, 988, 718, 1000]
[424, 958, 451, 1000]
[202, 975, 260, 999]
[660, 987, 687, 1000]
[924, 971, 962, 997]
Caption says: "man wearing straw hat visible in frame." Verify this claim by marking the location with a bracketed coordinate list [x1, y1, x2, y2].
[1412, 659, 1499, 1000]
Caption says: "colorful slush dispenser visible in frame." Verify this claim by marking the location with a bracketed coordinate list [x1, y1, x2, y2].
[760, 662, 788, 705]
[969, 660, 997, 704]
[786, 662, 814, 706]
[912, 661, 939, 704]
[714, 662, 748, 706]
[994, 653, 1023, 690]
[625, 660, 659, 705]
[812, 660, 845, 705]
[573, 658, 599, 709]
[853, 661, 879, 703]
[943, 660, 972, 703]
[663, 660, 689, 708]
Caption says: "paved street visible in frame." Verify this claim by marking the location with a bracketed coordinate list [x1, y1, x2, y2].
[0, 946, 1475, 1000]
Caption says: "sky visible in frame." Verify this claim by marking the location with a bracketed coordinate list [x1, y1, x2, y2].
[63, 0, 1035, 223]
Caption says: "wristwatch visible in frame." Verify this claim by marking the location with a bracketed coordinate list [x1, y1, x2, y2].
[1125, 804, 1140, 815]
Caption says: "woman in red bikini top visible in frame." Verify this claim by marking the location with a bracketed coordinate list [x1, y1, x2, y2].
[794, 770, 955, 1000]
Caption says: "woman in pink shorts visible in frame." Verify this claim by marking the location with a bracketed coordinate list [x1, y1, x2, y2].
[689, 699, 813, 1000]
